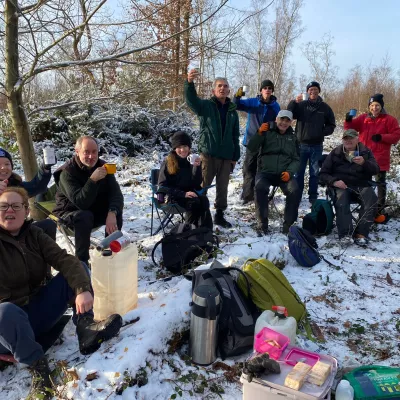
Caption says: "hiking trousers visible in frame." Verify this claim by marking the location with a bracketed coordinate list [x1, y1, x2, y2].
[255, 173, 300, 229]
[334, 186, 377, 238]
[241, 148, 258, 202]
[0, 264, 93, 366]
[200, 154, 231, 211]
[175, 195, 213, 229]
[63, 209, 123, 264]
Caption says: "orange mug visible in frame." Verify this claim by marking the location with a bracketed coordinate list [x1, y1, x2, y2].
[104, 163, 117, 174]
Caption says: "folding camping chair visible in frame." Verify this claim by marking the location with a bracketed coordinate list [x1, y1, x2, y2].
[34, 184, 99, 253]
[150, 168, 186, 236]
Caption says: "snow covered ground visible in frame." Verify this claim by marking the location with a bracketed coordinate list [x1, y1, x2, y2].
[1, 130, 400, 399]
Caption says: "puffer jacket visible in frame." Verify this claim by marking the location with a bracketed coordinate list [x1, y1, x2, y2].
[158, 153, 202, 199]
[53, 156, 123, 217]
[233, 95, 280, 146]
[344, 111, 400, 171]
[287, 98, 336, 144]
[0, 221, 91, 307]
[320, 142, 379, 187]
[7, 166, 51, 198]
[247, 126, 300, 177]
[184, 81, 240, 161]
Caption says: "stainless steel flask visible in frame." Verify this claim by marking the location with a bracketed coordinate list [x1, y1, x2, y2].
[189, 285, 221, 365]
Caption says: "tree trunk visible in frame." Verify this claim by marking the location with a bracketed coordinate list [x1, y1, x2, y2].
[5, 0, 42, 220]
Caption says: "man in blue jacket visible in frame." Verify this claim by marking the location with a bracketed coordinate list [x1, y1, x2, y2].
[234, 80, 280, 205]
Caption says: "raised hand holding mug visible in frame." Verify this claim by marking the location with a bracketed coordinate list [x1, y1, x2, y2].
[187, 154, 200, 165]
[43, 147, 56, 167]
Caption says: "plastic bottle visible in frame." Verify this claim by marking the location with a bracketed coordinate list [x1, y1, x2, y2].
[335, 380, 354, 400]
[254, 306, 297, 346]
[109, 236, 131, 253]
[96, 230, 123, 251]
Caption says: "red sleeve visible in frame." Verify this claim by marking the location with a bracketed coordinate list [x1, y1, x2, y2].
[381, 115, 400, 145]
[344, 114, 364, 132]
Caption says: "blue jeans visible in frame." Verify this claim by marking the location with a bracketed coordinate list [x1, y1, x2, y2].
[296, 144, 323, 202]
[0, 264, 92, 365]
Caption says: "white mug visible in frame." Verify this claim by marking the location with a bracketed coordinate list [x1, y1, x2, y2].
[242, 85, 248, 93]
[187, 154, 200, 165]
[43, 147, 56, 165]
[302, 92, 309, 101]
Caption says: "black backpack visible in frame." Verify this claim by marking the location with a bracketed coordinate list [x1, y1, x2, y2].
[152, 223, 218, 274]
[187, 260, 259, 359]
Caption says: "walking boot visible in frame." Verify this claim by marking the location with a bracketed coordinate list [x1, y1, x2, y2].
[77, 314, 123, 355]
[213, 209, 232, 228]
[28, 356, 53, 400]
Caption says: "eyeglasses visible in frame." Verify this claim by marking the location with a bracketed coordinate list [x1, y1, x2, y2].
[0, 202, 27, 211]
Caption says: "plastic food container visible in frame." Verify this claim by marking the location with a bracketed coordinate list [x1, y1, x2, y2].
[254, 327, 290, 360]
[285, 348, 320, 367]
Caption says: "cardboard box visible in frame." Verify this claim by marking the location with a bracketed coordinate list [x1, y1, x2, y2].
[241, 347, 337, 400]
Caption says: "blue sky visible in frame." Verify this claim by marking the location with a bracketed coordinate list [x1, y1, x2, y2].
[233, 0, 400, 80]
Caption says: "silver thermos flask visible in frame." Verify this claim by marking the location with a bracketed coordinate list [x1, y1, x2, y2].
[189, 285, 221, 365]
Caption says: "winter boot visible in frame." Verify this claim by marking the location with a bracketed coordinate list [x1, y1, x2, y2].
[28, 356, 53, 400]
[213, 209, 232, 228]
[77, 314, 123, 355]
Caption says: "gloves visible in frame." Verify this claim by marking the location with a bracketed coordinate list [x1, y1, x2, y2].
[345, 113, 353, 122]
[281, 172, 290, 182]
[235, 87, 244, 98]
[371, 134, 382, 142]
[257, 123, 269, 136]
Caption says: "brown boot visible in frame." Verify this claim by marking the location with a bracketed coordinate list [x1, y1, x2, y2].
[28, 357, 53, 400]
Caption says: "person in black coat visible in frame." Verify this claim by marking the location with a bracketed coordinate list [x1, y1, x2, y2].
[320, 129, 379, 246]
[158, 132, 213, 229]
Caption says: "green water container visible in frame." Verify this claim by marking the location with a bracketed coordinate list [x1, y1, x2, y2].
[344, 365, 400, 399]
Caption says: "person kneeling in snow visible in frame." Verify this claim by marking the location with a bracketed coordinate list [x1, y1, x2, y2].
[158, 132, 213, 229]
[0, 187, 122, 399]
[247, 110, 300, 236]
[320, 129, 379, 246]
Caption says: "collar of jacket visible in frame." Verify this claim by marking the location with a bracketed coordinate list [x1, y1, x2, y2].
[367, 109, 387, 119]
[5, 172, 22, 185]
[258, 94, 277, 105]
[335, 142, 367, 156]
[210, 96, 236, 111]
[270, 126, 295, 136]
[0, 219, 33, 243]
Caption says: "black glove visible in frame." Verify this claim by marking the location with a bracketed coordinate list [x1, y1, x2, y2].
[345, 113, 353, 122]
[371, 134, 382, 142]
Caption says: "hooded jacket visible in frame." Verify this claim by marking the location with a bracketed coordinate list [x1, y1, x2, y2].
[233, 95, 281, 146]
[344, 111, 400, 171]
[287, 97, 336, 144]
[247, 126, 300, 177]
[53, 156, 123, 217]
[0, 221, 91, 307]
[184, 80, 240, 161]
[320, 142, 379, 187]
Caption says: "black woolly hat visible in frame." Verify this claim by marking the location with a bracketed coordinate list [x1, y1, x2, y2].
[368, 93, 384, 109]
[260, 79, 274, 92]
[306, 81, 321, 93]
[0, 148, 13, 169]
[171, 132, 192, 149]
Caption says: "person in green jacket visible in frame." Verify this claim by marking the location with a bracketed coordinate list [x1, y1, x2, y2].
[184, 69, 240, 228]
[247, 110, 300, 236]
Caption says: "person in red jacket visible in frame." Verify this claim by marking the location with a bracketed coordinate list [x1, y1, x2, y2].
[344, 94, 400, 222]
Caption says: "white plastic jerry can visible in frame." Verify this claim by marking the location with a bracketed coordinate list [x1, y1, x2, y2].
[254, 305, 297, 346]
[91, 243, 138, 321]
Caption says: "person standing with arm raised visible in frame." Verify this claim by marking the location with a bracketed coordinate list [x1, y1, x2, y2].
[184, 69, 240, 228]
[234, 80, 280, 205]
[287, 81, 336, 205]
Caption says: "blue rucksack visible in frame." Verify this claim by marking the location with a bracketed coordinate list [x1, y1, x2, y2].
[288, 226, 320, 268]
